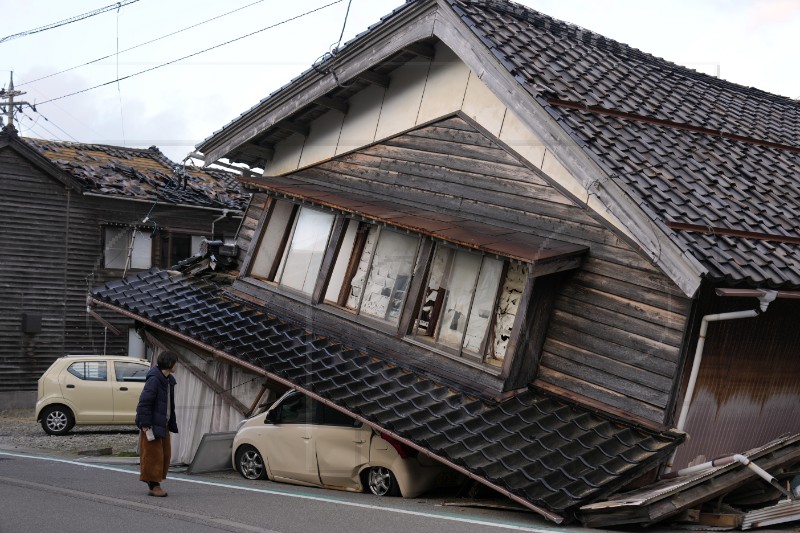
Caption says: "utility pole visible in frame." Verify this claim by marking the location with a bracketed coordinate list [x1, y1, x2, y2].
[0, 72, 33, 131]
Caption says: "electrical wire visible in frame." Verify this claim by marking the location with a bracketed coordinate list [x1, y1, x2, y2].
[36, 0, 344, 106]
[20, 108, 80, 142]
[19, 110, 64, 141]
[0, 0, 140, 44]
[20, 0, 268, 87]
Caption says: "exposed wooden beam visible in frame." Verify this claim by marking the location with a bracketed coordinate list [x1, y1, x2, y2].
[174, 351, 251, 415]
[403, 42, 435, 59]
[315, 96, 349, 114]
[276, 120, 310, 137]
[237, 143, 275, 162]
[357, 69, 390, 88]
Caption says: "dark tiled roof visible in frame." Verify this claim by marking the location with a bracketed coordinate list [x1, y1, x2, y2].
[91, 268, 682, 521]
[21, 137, 246, 210]
[450, 0, 800, 288]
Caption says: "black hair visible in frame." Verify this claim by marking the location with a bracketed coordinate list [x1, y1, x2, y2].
[156, 350, 178, 370]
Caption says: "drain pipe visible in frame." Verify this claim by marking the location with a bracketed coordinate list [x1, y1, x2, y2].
[210, 208, 229, 240]
[663, 454, 795, 500]
[663, 290, 778, 474]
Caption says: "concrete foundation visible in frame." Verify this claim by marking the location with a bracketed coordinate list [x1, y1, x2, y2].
[0, 391, 37, 410]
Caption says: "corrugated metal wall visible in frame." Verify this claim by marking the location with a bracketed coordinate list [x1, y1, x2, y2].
[672, 291, 800, 470]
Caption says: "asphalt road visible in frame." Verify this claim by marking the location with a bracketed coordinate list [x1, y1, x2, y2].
[0, 450, 577, 533]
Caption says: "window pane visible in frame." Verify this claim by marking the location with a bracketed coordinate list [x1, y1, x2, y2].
[278, 208, 335, 294]
[250, 201, 295, 278]
[358, 230, 419, 324]
[130, 231, 152, 269]
[69, 361, 107, 381]
[104, 228, 128, 269]
[279, 394, 314, 424]
[324, 219, 360, 303]
[437, 251, 481, 349]
[345, 226, 380, 310]
[487, 262, 525, 366]
[114, 362, 149, 382]
[462, 257, 503, 356]
[104, 228, 151, 269]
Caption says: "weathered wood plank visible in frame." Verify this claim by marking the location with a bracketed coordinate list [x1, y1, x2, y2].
[539, 350, 669, 407]
[561, 282, 687, 331]
[555, 294, 685, 347]
[546, 320, 678, 377]
[543, 337, 673, 393]
[549, 309, 682, 364]
[534, 367, 664, 422]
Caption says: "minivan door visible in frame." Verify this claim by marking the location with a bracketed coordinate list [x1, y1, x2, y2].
[266, 392, 321, 486]
[112, 361, 150, 423]
[315, 404, 372, 491]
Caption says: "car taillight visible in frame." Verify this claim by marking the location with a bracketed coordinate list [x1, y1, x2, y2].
[380, 433, 416, 458]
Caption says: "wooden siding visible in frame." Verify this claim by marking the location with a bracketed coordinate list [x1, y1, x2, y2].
[245, 116, 692, 421]
[0, 146, 240, 392]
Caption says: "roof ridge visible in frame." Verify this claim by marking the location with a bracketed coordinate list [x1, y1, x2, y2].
[452, 0, 799, 106]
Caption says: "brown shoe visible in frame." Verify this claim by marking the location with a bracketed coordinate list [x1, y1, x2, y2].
[148, 486, 168, 497]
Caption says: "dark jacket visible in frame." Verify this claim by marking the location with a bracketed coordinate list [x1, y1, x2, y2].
[135, 367, 178, 438]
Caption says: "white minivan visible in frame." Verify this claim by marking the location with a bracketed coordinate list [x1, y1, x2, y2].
[232, 389, 459, 497]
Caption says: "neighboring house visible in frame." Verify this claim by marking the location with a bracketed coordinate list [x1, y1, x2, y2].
[0, 126, 248, 403]
[88, 0, 800, 525]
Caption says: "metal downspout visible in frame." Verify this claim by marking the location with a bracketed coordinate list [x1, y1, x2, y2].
[663, 290, 778, 474]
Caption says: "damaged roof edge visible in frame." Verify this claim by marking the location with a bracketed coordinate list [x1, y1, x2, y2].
[87, 294, 565, 523]
[196, 0, 438, 164]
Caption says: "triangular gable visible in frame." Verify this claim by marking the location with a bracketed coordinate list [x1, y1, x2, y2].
[196, 0, 709, 296]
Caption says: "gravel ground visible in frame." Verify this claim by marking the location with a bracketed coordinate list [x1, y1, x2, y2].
[0, 408, 139, 456]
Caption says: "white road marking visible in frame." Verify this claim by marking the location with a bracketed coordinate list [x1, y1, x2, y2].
[0, 450, 565, 532]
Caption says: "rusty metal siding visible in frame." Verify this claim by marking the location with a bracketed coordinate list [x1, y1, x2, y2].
[672, 293, 800, 470]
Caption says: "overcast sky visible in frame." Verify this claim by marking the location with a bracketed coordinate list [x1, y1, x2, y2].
[3, 0, 798, 163]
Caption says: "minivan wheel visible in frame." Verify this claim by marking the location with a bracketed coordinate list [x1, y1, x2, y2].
[235, 445, 267, 480]
[366, 466, 400, 496]
[41, 405, 75, 436]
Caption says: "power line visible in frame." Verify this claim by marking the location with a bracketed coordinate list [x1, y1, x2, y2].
[20, 0, 268, 87]
[0, 0, 140, 44]
[24, 108, 81, 142]
[36, 0, 344, 106]
[19, 110, 64, 141]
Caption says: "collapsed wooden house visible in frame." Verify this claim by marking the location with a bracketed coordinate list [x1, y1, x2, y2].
[88, 0, 800, 525]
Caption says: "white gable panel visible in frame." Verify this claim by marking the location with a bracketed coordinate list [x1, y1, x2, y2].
[462, 71, 506, 136]
[417, 42, 470, 124]
[298, 110, 345, 168]
[336, 84, 385, 155]
[263, 133, 304, 176]
[374, 56, 431, 141]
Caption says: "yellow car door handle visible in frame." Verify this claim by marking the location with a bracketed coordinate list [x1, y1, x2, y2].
[66, 384, 75, 389]
[120, 387, 128, 391]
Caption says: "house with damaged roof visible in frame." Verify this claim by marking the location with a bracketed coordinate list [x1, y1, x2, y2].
[88, 0, 800, 526]
[0, 126, 247, 405]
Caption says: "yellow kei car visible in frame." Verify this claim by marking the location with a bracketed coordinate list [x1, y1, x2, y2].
[35, 355, 151, 435]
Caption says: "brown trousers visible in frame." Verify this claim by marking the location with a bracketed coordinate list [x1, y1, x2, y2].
[139, 430, 171, 483]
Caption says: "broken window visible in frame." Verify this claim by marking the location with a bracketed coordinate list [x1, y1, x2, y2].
[104, 227, 152, 270]
[161, 233, 206, 267]
[250, 201, 335, 295]
[324, 220, 420, 326]
[413, 245, 521, 366]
